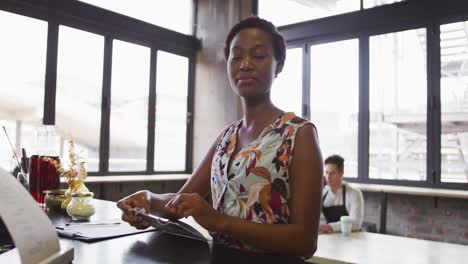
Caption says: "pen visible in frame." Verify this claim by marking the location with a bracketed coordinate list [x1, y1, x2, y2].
[65, 221, 121, 226]
[55, 226, 80, 238]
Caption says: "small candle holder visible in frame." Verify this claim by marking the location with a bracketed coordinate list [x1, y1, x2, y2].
[44, 189, 67, 211]
[66, 192, 95, 221]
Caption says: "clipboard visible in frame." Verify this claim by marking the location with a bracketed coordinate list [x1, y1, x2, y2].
[54, 222, 156, 242]
[134, 212, 213, 243]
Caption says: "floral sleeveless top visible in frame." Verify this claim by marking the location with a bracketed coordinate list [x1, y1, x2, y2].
[210, 112, 313, 251]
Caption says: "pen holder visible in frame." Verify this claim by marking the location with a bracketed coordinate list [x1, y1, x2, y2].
[66, 192, 95, 221]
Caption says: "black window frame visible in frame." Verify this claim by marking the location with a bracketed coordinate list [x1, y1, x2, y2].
[0, 0, 199, 176]
[271, 0, 468, 190]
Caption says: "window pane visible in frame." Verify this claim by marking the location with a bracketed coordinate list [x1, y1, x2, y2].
[0, 11, 47, 171]
[364, 0, 405, 9]
[310, 39, 359, 178]
[271, 48, 303, 116]
[80, 0, 193, 35]
[109, 40, 150, 171]
[440, 21, 468, 184]
[154, 52, 189, 171]
[259, 0, 359, 27]
[56, 26, 103, 172]
[369, 29, 427, 180]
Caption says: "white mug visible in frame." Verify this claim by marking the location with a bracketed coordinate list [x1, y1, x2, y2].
[340, 216, 352, 236]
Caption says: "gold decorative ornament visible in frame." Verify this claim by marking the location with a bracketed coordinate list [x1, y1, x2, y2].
[44, 139, 89, 210]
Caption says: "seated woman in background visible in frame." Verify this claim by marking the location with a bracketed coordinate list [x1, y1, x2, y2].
[117, 16, 323, 258]
[319, 155, 364, 233]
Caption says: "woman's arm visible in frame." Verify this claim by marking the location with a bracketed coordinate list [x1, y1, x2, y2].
[148, 132, 218, 218]
[167, 124, 323, 256]
[117, 133, 221, 226]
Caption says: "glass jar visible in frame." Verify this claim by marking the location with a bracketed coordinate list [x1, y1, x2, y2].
[66, 192, 95, 221]
[44, 189, 66, 210]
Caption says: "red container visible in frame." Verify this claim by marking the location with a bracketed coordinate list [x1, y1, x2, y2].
[29, 155, 60, 205]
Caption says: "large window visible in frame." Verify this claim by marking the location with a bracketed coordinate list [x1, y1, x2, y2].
[0, 1, 195, 175]
[271, 0, 468, 189]
[0, 11, 47, 172]
[79, 0, 193, 35]
[154, 51, 189, 171]
[259, 0, 359, 27]
[310, 39, 359, 178]
[369, 29, 427, 181]
[109, 40, 150, 172]
[56, 26, 104, 172]
[440, 21, 468, 184]
[271, 48, 303, 116]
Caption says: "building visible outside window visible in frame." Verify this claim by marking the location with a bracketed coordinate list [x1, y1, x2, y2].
[369, 29, 427, 181]
[440, 21, 468, 184]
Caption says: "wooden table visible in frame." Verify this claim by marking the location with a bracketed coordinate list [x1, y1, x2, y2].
[307, 231, 468, 264]
[1, 199, 304, 264]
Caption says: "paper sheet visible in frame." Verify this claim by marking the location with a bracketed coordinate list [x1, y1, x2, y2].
[0, 168, 60, 264]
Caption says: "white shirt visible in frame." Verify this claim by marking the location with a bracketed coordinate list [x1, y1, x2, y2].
[321, 182, 364, 232]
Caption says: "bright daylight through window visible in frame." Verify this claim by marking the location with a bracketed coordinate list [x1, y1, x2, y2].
[109, 40, 150, 172]
[154, 51, 189, 171]
[56, 26, 104, 172]
[310, 39, 359, 178]
[271, 48, 303, 116]
[363, 0, 405, 9]
[369, 29, 427, 181]
[259, 0, 359, 27]
[79, 0, 193, 35]
[440, 21, 468, 184]
[0, 11, 47, 172]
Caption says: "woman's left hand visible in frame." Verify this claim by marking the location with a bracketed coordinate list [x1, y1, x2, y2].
[165, 193, 224, 231]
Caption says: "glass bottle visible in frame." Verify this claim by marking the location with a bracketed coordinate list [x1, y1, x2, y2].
[29, 125, 60, 205]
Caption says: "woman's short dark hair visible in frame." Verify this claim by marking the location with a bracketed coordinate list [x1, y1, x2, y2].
[224, 16, 286, 66]
[324, 155, 345, 172]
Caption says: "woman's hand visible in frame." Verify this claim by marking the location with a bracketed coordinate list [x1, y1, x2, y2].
[116, 190, 152, 229]
[165, 193, 223, 231]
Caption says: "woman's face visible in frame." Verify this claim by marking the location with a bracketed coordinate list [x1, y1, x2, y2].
[227, 28, 282, 99]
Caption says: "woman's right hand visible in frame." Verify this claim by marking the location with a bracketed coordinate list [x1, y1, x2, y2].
[116, 190, 152, 229]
